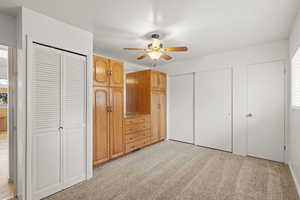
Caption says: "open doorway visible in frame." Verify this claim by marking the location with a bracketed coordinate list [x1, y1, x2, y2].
[0, 45, 14, 200]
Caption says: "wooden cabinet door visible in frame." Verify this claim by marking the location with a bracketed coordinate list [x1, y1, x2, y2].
[110, 59, 124, 88]
[94, 56, 110, 87]
[159, 92, 166, 140]
[151, 91, 160, 142]
[93, 87, 110, 166]
[151, 71, 160, 90]
[159, 73, 167, 91]
[110, 87, 124, 158]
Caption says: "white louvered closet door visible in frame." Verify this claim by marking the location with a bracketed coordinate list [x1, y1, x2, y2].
[29, 43, 86, 199]
[30, 44, 62, 199]
[62, 52, 86, 188]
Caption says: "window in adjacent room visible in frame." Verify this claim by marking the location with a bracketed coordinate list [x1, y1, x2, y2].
[292, 47, 300, 109]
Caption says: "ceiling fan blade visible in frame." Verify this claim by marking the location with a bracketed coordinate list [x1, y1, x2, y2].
[124, 48, 147, 51]
[161, 54, 172, 60]
[163, 46, 188, 52]
[137, 53, 148, 60]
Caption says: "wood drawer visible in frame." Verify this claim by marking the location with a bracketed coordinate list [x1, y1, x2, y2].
[125, 123, 150, 134]
[125, 130, 151, 144]
[125, 115, 150, 125]
[125, 139, 147, 153]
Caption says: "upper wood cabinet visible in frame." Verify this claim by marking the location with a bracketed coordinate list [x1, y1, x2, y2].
[159, 73, 167, 91]
[94, 56, 110, 87]
[93, 55, 124, 88]
[151, 70, 166, 91]
[109, 87, 124, 158]
[93, 87, 110, 166]
[151, 71, 160, 90]
[110, 59, 124, 88]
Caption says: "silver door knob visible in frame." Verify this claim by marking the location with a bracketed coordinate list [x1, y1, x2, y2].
[246, 113, 253, 117]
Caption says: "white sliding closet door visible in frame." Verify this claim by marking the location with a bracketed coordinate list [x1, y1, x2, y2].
[195, 69, 232, 152]
[28, 43, 86, 199]
[169, 74, 194, 143]
[62, 52, 86, 188]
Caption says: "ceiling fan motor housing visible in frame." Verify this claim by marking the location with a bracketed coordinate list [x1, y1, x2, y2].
[151, 33, 160, 39]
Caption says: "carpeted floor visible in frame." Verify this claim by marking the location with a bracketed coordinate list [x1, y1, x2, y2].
[46, 141, 299, 200]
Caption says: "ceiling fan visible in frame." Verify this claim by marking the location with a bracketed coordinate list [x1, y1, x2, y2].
[123, 33, 188, 61]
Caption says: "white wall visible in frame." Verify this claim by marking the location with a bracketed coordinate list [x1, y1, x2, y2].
[288, 10, 300, 196]
[17, 7, 93, 200]
[0, 12, 17, 47]
[157, 40, 289, 157]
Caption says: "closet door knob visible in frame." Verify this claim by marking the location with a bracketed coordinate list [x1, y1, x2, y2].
[246, 113, 253, 118]
[58, 126, 64, 131]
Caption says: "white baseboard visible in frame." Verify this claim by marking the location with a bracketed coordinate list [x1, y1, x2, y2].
[288, 162, 300, 197]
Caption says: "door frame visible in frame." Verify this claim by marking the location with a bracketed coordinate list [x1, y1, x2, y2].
[25, 36, 90, 199]
[245, 60, 287, 162]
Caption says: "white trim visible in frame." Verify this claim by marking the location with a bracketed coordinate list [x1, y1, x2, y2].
[288, 162, 300, 197]
[25, 35, 33, 200]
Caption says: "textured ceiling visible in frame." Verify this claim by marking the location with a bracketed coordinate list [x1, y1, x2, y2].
[0, 0, 299, 67]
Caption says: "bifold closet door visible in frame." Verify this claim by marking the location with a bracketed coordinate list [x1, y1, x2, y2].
[29, 43, 86, 199]
[195, 69, 232, 152]
[30, 44, 63, 199]
[169, 74, 194, 143]
[62, 52, 86, 188]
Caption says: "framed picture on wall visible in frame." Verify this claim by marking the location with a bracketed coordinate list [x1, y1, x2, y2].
[0, 91, 7, 106]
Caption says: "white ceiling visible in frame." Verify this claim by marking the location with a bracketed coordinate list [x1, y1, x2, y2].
[0, 0, 299, 67]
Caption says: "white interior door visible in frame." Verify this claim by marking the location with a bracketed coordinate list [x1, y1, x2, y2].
[30, 44, 62, 199]
[247, 61, 285, 162]
[169, 74, 194, 143]
[195, 69, 232, 152]
[62, 52, 86, 188]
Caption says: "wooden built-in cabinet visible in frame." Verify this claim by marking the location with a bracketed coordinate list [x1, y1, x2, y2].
[151, 90, 166, 142]
[151, 91, 160, 142]
[124, 115, 151, 153]
[159, 92, 166, 140]
[94, 63, 167, 165]
[93, 87, 110, 165]
[93, 55, 124, 167]
[126, 70, 167, 148]
[93, 56, 110, 87]
[151, 70, 166, 91]
[93, 55, 124, 88]
[110, 87, 124, 158]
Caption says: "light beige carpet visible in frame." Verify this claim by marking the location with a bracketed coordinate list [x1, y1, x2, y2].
[46, 141, 299, 200]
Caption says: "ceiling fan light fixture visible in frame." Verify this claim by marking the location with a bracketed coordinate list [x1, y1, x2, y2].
[148, 51, 162, 60]
[152, 39, 161, 49]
